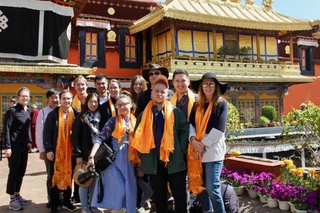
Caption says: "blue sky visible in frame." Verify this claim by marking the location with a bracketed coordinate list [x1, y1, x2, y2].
[158, 0, 320, 20]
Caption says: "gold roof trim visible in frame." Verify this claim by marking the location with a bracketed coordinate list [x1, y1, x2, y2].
[0, 64, 95, 75]
[130, 0, 312, 34]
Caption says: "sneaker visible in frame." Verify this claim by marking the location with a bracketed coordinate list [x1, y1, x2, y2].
[90, 207, 102, 213]
[16, 196, 32, 205]
[9, 200, 23, 211]
[81, 207, 92, 213]
[137, 201, 151, 212]
[62, 203, 77, 212]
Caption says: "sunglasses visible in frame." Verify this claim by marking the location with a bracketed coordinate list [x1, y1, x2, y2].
[201, 82, 216, 88]
[148, 71, 161, 77]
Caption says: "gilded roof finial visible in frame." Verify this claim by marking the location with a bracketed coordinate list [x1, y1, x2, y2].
[246, 0, 254, 5]
[262, 0, 274, 11]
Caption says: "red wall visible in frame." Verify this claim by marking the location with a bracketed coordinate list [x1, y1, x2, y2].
[283, 64, 320, 114]
[68, 47, 140, 78]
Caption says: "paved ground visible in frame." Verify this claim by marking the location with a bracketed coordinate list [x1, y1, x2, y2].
[0, 152, 289, 213]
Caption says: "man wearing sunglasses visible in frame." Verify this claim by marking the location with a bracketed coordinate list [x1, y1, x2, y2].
[136, 64, 169, 117]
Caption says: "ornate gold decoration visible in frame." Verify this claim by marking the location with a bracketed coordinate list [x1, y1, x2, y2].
[107, 7, 115, 15]
[107, 30, 116, 42]
[262, 0, 274, 11]
[246, 0, 254, 5]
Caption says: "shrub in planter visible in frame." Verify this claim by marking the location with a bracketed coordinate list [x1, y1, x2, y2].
[259, 116, 270, 127]
[261, 106, 276, 122]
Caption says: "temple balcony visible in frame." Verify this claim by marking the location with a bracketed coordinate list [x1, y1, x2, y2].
[144, 56, 311, 83]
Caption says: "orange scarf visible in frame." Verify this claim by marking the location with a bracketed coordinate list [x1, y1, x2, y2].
[52, 107, 75, 190]
[109, 98, 116, 117]
[170, 88, 195, 121]
[111, 114, 138, 163]
[187, 101, 213, 195]
[130, 101, 175, 166]
[72, 93, 87, 112]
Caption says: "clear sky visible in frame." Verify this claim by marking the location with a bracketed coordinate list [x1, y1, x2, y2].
[158, 0, 320, 20]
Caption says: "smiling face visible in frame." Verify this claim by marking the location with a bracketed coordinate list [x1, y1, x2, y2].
[74, 79, 88, 96]
[60, 91, 73, 111]
[109, 82, 121, 99]
[87, 95, 99, 112]
[17, 90, 30, 107]
[201, 78, 216, 100]
[48, 94, 60, 109]
[172, 73, 190, 95]
[95, 78, 108, 96]
[116, 97, 132, 117]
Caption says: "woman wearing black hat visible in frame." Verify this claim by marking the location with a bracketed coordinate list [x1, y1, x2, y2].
[187, 72, 228, 213]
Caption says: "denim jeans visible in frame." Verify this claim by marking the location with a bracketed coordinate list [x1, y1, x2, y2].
[198, 161, 225, 213]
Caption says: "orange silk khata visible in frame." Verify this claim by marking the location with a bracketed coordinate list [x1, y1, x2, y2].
[72, 93, 87, 112]
[170, 88, 195, 121]
[129, 101, 175, 166]
[52, 107, 74, 190]
[111, 114, 138, 163]
[109, 98, 116, 117]
[187, 101, 213, 195]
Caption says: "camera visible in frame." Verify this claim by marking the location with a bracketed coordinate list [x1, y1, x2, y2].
[77, 165, 99, 184]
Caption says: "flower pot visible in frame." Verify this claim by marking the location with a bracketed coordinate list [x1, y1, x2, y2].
[267, 197, 278, 208]
[294, 209, 307, 213]
[288, 202, 296, 213]
[247, 189, 258, 199]
[278, 200, 290, 211]
[258, 194, 268, 204]
[233, 186, 244, 196]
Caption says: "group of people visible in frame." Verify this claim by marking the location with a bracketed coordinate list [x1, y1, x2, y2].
[3, 64, 229, 213]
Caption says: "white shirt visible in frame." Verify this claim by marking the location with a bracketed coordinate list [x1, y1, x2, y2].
[35, 105, 55, 153]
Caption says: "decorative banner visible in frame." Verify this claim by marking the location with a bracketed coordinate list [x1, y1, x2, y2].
[0, 1, 73, 62]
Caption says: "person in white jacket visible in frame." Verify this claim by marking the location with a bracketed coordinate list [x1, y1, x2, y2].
[188, 72, 228, 213]
[35, 89, 60, 208]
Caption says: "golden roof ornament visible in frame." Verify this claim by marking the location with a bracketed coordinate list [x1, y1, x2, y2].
[246, 0, 254, 5]
[262, 0, 274, 11]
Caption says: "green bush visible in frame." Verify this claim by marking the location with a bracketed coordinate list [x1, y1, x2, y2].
[259, 116, 270, 125]
[261, 105, 276, 122]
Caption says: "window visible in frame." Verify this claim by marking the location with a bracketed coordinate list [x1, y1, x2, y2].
[237, 100, 255, 122]
[125, 35, 136, 63]
[224, 34, 238, 55]
[79, 29, 106, 68]
[85, 32, 98, 61]
[119, 28, 141, 69]
[299, 47, 315, 76]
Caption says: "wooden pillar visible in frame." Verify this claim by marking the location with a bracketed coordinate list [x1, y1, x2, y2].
[170, 20, 176, 59]
[213, 28, 217, 60]
[152, 27, 157, 61]
[256, 31, 261, 61]
[289, 32, 294, 63]
[143, 30, 146, 65]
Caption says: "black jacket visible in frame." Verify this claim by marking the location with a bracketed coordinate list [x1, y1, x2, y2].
[3, 103, 31, 149]
[72, 110, 104, 161]
[136, 89, 151, 117]
[99, 97, 117, 129]
[43, 107, 79, 153]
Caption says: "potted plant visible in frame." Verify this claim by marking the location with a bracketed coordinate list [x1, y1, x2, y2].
[221, 168, 247, 195]
[261, 105, 277, 125]
[239, 46, 252, 60]
[259, 116, 270, 127]
[218, 45, 230, 58]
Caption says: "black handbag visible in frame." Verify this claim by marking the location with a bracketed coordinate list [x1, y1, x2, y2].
[94, 131, 128, 171]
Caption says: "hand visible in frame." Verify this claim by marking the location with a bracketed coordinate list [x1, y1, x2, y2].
[27, 143, 32, 153]
[39, 152, 46, 160]
[76, 157, 83, 165]
[87, 158, 94, 167]
[193, 150, 201, 160]
[47, 152, 54, 161]
[191, 140, 204, 153]
[137, 171, 144, 177]
[4, 149, 12, 158]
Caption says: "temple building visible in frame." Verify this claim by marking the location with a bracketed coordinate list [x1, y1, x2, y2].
[128, 0, 320, 122]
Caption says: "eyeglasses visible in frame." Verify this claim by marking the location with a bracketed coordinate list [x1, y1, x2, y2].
[148, 71, 161, 77]
[115, 102, 131, 109]
[201, 82, 216, 88]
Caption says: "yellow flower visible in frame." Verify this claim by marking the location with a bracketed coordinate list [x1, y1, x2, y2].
[229, 150, 241, 157]
[308, 168, 316, 174]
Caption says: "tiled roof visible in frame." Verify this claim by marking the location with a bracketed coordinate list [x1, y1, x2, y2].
[130, 0, 312, 34]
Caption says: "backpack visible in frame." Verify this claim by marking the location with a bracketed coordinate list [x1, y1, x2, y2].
[221, 182, 239, 213]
